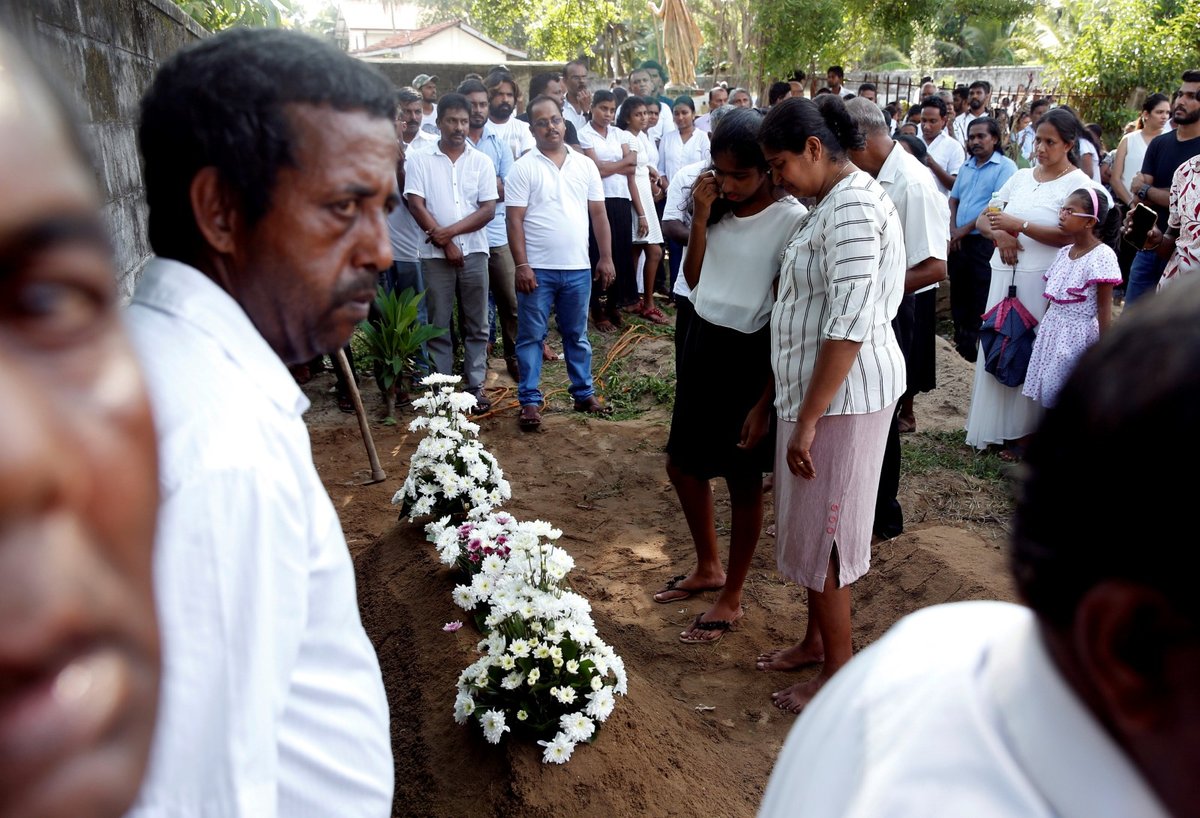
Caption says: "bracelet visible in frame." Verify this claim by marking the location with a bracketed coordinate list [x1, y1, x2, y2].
[637, 215, 647, 220]
[515, 263, 532, 270]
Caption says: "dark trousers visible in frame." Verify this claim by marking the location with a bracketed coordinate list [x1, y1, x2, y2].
[873, 294, 916, 539]
[589, 197, 634, 317]
[948, 233, 994, 362]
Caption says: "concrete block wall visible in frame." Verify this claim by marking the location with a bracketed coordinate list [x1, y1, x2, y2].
[2, 0, 206, 297]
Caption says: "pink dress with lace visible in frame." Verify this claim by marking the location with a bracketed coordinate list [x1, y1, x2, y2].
[1022, 243, 1121, 407]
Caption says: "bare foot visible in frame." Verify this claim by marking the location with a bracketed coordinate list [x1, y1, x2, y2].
[756, 640, 824, 671]
[771, 675, 830, 714]
[679, 604, 743, 644]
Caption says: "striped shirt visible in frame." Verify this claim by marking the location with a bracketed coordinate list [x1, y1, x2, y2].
[771, 171, 907, 420]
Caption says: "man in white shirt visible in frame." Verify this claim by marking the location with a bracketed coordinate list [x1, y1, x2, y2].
[126, 29, 394, 817]
[562, 59, 590, 133]
[397, 85, 439, 156]
[760, 284, 1200, 818]
[484, 70, 536, 163]
[1016, 97, 1050, 162]
[826, 65, 854, 99]
[843, 98, 948, 542]
[695, 85, 728, 132]
[506, 95, 616, 429]
[413, 72, 439, 135]
[0, 34, 160, 818]
[953, 79, 991, 143]
[920, 94, 965, 194]
[405, 93, 499, 409]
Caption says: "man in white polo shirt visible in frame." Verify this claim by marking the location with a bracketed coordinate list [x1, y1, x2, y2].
[404, 93, 499, 409]
[506, 94, 616, 430]
[920, 94, 965, 195]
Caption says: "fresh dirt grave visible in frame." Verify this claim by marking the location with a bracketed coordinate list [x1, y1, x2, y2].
[309, 319, 1017, 817]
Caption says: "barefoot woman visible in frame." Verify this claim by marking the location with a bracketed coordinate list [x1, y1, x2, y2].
[756, 97, 906, 711]
[656, 109, 807, 643]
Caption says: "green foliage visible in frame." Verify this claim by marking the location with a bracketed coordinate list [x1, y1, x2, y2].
[1043, 0, 1200, 136]
[418, 0, 621, 61]
[357, 286, 445, 394]
[172, 0, 296, 30]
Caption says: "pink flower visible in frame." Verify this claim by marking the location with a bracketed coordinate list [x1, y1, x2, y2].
[443, 621, 464, 632]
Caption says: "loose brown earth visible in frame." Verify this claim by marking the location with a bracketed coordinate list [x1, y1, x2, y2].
[307, 318, 1017, 817]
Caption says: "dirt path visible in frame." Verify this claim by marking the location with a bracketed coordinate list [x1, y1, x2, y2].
[308, 328, 1016, 817]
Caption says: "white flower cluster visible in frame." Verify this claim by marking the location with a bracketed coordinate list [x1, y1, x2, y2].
[391, 375, 511, 522]
[446, 518, 626, 764]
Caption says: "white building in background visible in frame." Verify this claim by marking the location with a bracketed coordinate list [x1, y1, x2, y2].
[336, 1, 526, 62]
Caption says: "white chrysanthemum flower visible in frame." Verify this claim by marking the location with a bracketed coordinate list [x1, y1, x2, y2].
[486, 632, 506, 655]
[420, 373, 461, 386]
[538, 732, 575, 764]
[453, 691, 475, 724]
[497, 654, 516, 671]
[585, 686, 615, 721]
[501, 671, 524, 690]
[559, 712, 596, 743]
[533, 644, 552, 659]
[452, 585, 476, 610]
[480, 709, 510, 745]
[448, 392, 478, 412]
[550, 686, 577, 705]
[566, 659, 580, 674]
[480, 553, 504, 576]
[516, 709, 528, 722]
[611, 656, 628, 696]
[509, 639, 530, 658]
[526, 667, 541, 685]
[390, 488, 406, 505]
[590, 674, 603, 692]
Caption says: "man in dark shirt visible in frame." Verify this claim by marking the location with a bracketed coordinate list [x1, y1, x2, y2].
[1126, 69, 1200, 305]
[516, 72, 579, 147]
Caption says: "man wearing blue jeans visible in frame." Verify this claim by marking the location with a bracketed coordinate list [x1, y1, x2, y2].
[505, 94, 616, 430]
[1125, 69, 1200, 305]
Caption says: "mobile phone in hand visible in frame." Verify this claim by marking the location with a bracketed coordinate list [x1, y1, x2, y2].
[1124, 202, 1157, 249]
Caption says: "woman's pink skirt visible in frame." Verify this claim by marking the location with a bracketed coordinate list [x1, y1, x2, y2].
[774, 405, 894, 591]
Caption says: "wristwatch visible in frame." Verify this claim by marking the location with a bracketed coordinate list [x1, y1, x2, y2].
[1137, 183, 1151, 200]
[1021, 220, 1029, 233]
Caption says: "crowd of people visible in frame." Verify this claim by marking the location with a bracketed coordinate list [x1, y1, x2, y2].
[4, 17, 1200, 816]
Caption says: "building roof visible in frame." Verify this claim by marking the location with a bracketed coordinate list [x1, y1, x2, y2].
[350, 19, 528, 59]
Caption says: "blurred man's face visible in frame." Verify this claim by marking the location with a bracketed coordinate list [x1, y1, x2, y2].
[630, 70, 653, 96]
[860, 88, 876, 103]
[399, 99, 423, 141]
[489, 82, 516, 121]
[709, 88, 728, 108]
[0, 41, 160, 818]
[564, 64, 588, 96]
[921, 106, 947, 141]
[437, 105, 470, 148]
[543, 77, 565, 106]
[465, 90, 489, 130]
[826, 71, 841, 89]
[969, 86, 989, 112]
[231, 104, 398, 364]
[420, 81, 437, 103]
[731, 90, 752, 108]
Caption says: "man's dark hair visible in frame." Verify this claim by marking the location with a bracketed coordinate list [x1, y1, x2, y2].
[768, 81, 791, 106]
[969, 79, 991, 94]
[1014, 278, 1200, 627]
[457, 78, 487, 96]
[791, 69, 806, 83]
[396, 87, 421, 106]
[1029, 98, 1050, 117]
[527, 94, 562, 119]
[1182, 69, 1200, 83]
[528, 72, 560, 99]
[436, 93, 470, 120]
[485, 70, 519, 100]
[953, 84, 968, 101]
[920, 94, 948, 118]
[826, 65, 844, 79]
[919, 75, 933, 84]
[139, 28, 394, 263]
[857, 82, 876, 95]
[967, 116, 1002, 143]
[565, 58, 587, 74]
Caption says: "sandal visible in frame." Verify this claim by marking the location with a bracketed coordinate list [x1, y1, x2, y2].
[573, 396, 613, 416]
[518, 404, 542, 431]
[622, 301, 646, 314]
[653, 574, 724, 604]
[679, 610, 744, 645]
[642, 305, 669, 325]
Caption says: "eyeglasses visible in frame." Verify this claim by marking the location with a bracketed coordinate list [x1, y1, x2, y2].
[1059, 206, 1098, 220]
[532, 116, 564, 129]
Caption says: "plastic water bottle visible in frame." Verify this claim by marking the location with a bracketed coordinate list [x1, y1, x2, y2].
[987, 192, 1004, 214]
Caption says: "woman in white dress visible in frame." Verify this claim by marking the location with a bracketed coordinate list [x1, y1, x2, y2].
[617, 96, 668, 323]
[1111, 93, 1171, 206]
[967, 108, 1105, 459]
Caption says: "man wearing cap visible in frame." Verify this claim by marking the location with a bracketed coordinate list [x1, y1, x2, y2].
[414, 73, 439, 135]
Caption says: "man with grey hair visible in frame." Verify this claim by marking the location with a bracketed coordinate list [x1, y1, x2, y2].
[841, 95, 948, 541]
[729, 87, 753, 108]
[695, 85, 729, 132]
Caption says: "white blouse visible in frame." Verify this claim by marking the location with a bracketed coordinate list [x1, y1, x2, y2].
[657, 128, 711, 182]
[579, 122, 635, 200]
[771, 171, 907, 420]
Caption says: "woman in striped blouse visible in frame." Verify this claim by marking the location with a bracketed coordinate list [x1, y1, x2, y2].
[755, 96, 907, 713]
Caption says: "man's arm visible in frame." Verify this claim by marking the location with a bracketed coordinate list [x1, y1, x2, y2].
[506, 205, 537, 293]
[925, 153, 957, 192]
[906, 257, 947, 292]
[587, 198, 616, 287]
[662, 219, 689, 245]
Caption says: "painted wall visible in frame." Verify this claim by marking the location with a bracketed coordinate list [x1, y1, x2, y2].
[1, 0, 205, 296]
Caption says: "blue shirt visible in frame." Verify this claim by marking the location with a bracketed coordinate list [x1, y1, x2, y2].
[949, 150, 1017, 234]
[468, 124, 513, 247]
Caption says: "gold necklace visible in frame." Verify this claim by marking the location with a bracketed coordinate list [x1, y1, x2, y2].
[1033, 163, 1071, 186]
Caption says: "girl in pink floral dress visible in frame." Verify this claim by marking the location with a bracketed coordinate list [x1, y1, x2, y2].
[1023, 187, 1122, 407]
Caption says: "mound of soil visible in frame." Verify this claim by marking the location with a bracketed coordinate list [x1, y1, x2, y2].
[308, 328, 1016, 817]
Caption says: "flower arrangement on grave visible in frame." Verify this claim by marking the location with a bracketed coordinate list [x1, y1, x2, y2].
[447, 519, 628, 764]
[392, 374, 510, 523]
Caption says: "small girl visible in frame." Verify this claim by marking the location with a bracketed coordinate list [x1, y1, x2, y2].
[616, 95, 668, 324]
[1022, 187, 1123, 407]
